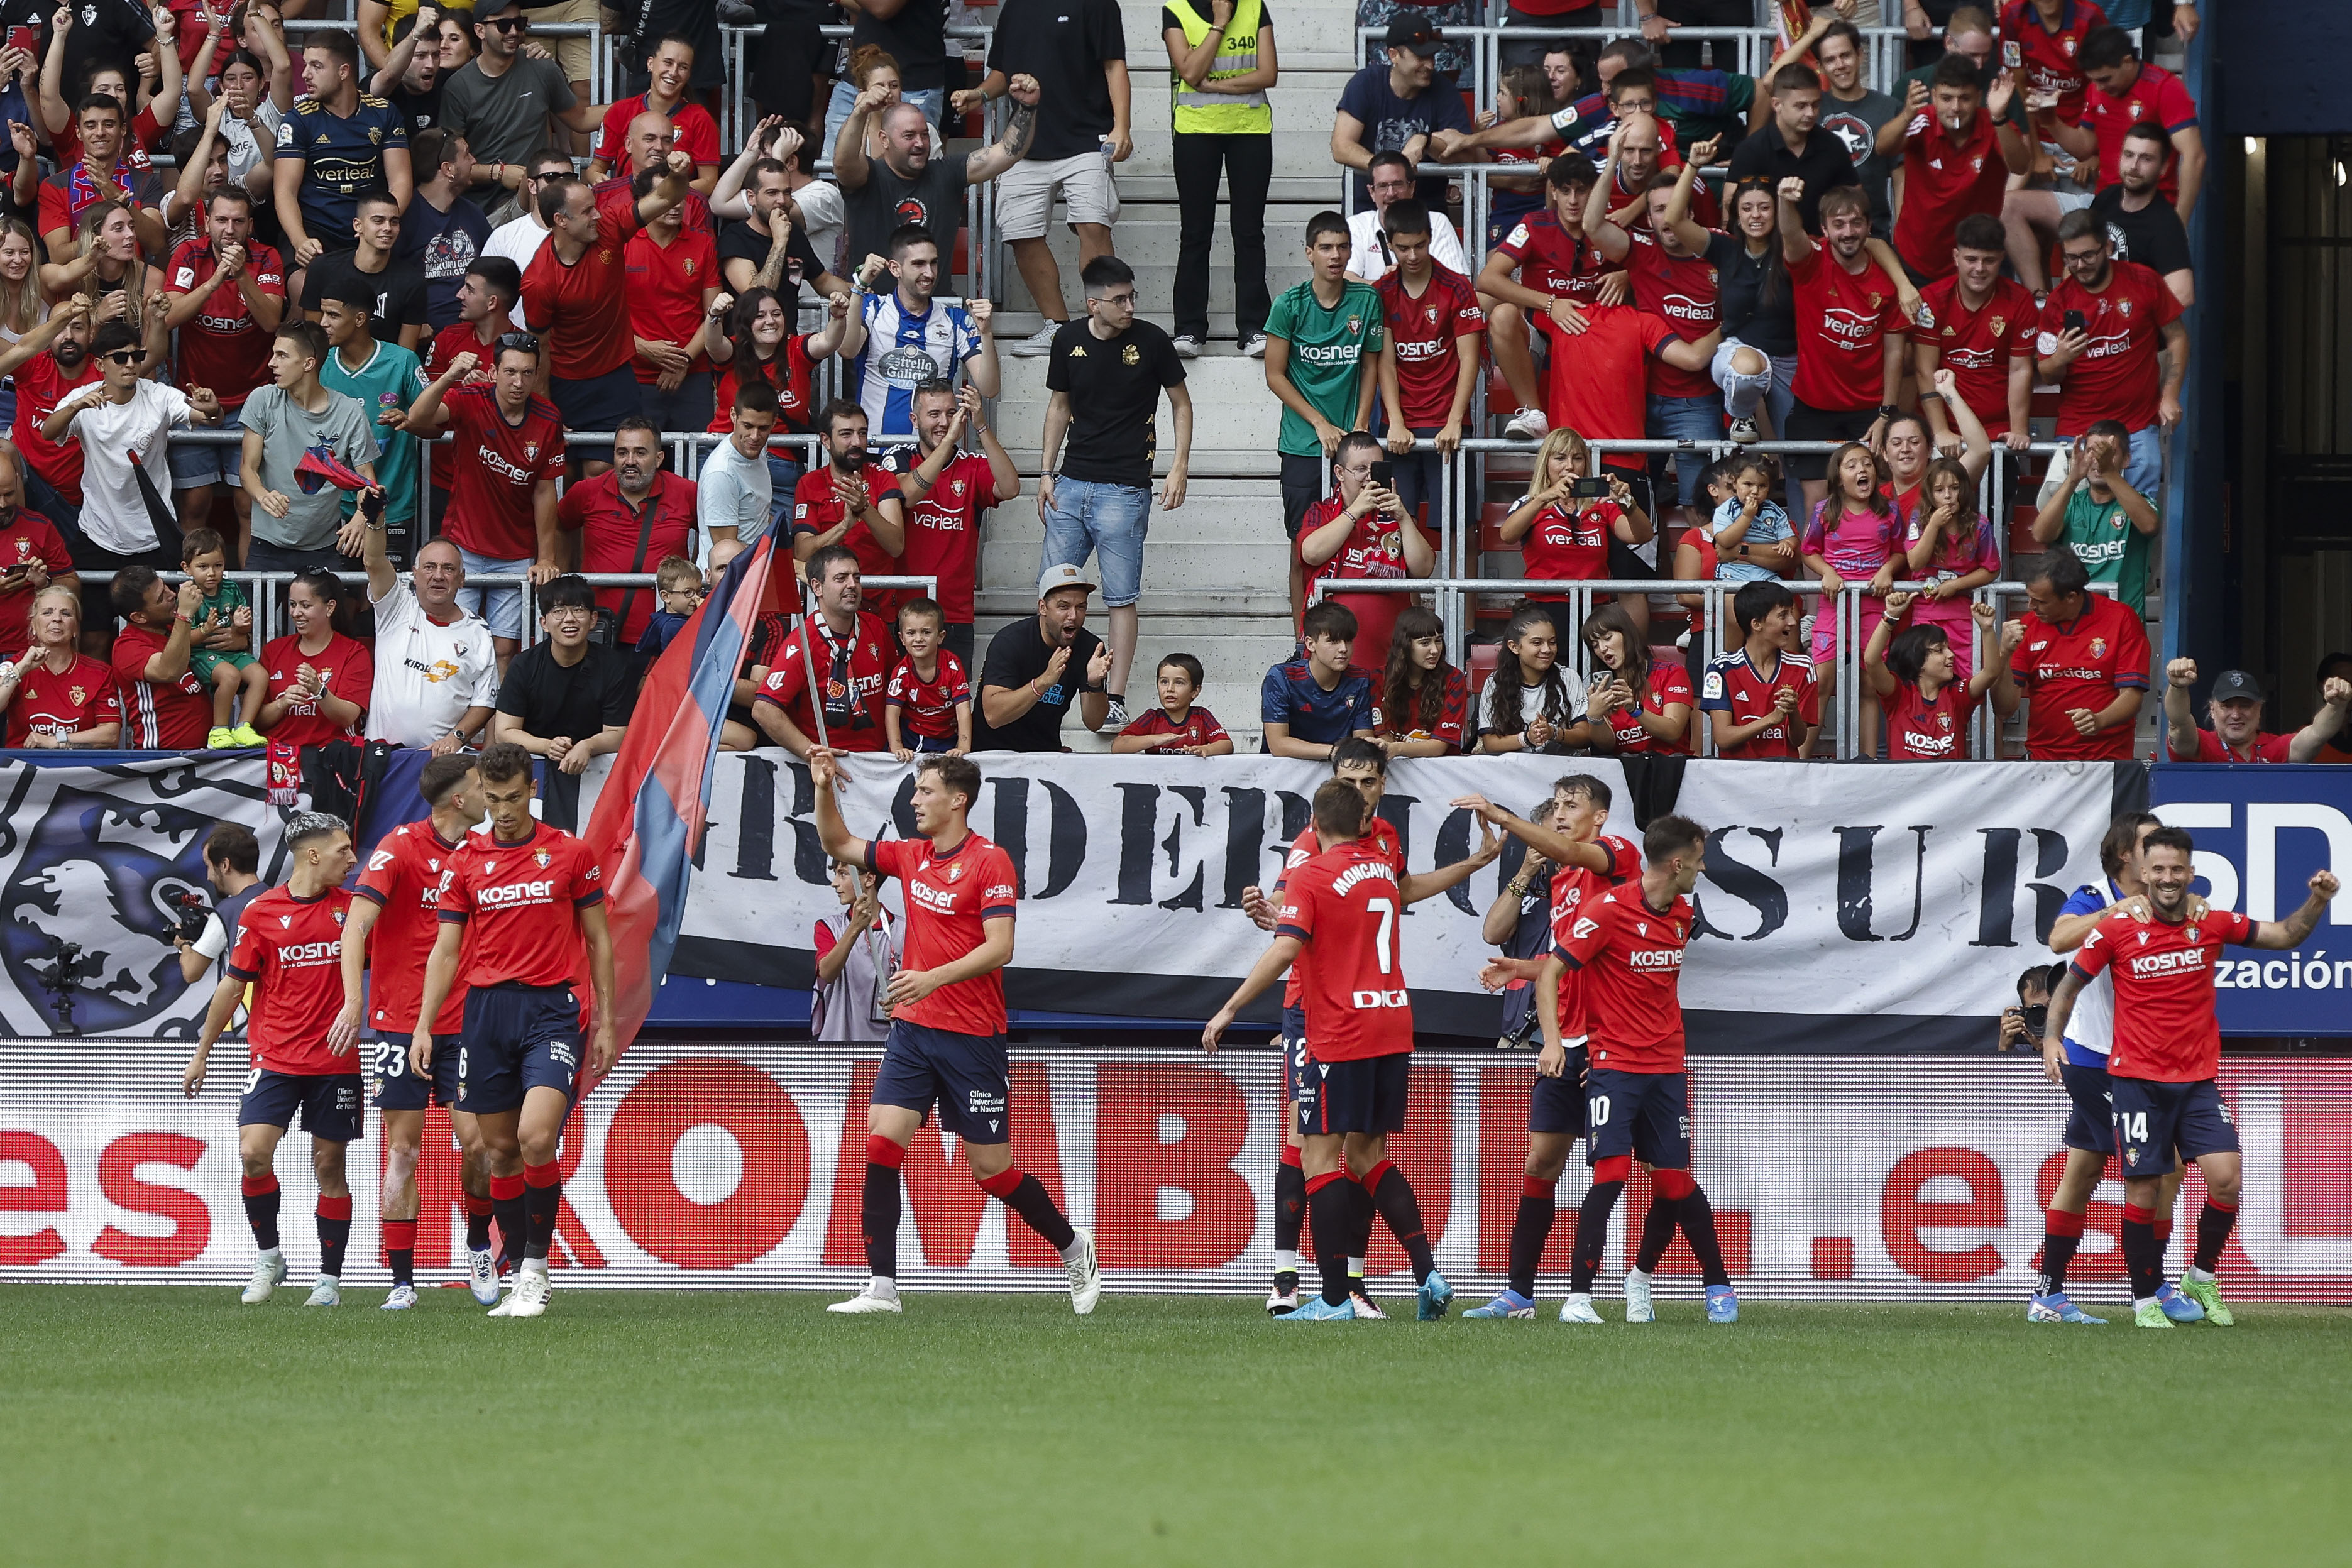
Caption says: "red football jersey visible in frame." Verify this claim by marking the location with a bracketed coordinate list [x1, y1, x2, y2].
[1377, 263, 1485, 428]
[1515, 498, 1624, 590]
[1882, 677, 1977, 760]
[624, 224, 719, 381]
[1119, 705, 1230, 750]
[1558, 881, 1692, 1072]
[1294, 491, 1415, 660]
[1621, 224, 1720, 398]
[520, 185, 644, 381]
[4, 652, 121, 744]
[1546, 832, 1642, 1041]
[227, 885, 359, 1077]
[868, 831, 1018, 1036]
[2000, 0, 2108, 123]
[556, 469, 698, 644]
[436, 823, 603, 990]
[791, 463, 903, 621]
[165, 238, 286, 408]
[2013, 593, 2148, 760]
[260, 632, 372, 749]
[1788, 244, 1908, 412]
[2071, 906, 2256, 1082]
[441, 383, 567, 560]
[2083, 61, 2195, 203]
[109, 623, 211, 748]
[1373, 666, 1469, 752]
[1699, 649, 1819, 759]
[1892, 109, 2012, 278]
[593, 96, 721, 172]
[708, 335, 819, 436]
[2166, 727, 2295, 764]
[0, 509, 72, 631]
[1916, 274, 2037, 437]
[885, 650, 969, 741]
[756, 610, 893, 752]
[1275, 815, 1403, 1011]
[1599, 661, 1695, 755]
[882, 446, 994, 624]
[2038, 261, 2181, 434]
[1277, 835, 1415, 1063]
[1536, 304, 1681, 471]
[356, 821, 470, 1034]
[426, 319, 503, 385]
[12, 353, 101, 498]
[1494, 211, 1610, 302]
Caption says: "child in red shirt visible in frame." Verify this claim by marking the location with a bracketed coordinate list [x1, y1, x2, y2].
[1862, 593, 2022, 759]
[1112, 653, 1234, 757]
[883, 598, 970, 759]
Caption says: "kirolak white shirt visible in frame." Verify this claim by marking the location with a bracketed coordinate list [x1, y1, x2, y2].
[365, 575, 498, 747]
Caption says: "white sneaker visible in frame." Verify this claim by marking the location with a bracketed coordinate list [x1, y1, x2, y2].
[241, 1250, 286, 1304]
[1504, 408, 1549, 441]
[827, 1283, 904, 1314]
[493, 1263, 549, 1318]
[380, 1284, 419, 1311]
[1239, 331, 1267, 358]
[1171, 333, 1202, 359]
[1064, 1228, 1102, 1315]
[1559, 1291, 1604, 1324]
[304, 1275, 341, 1307]
[1728, 416, 1761, 445]
[1624, 1268, 1655, 1324]
[1009, 323, 1060, 357]
[466, 1246, 500, 1305]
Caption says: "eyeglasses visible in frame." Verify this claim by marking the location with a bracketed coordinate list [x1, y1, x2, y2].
[546, 605, 594, 621]
[1095, 291, 1137, 307]
[99, 349, 139, 365]
[484, 14, 527, 30]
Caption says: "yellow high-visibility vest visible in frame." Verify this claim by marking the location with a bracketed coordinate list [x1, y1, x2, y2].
[1167, 0, 1272, 135]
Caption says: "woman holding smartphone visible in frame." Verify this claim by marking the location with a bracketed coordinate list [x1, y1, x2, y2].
[1497, 425, 1653, 640]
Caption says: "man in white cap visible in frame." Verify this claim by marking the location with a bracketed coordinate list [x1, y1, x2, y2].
[972, 561, 1114, 751]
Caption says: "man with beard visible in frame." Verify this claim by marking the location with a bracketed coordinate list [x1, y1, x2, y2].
[754, 543, 894, 758]
[1, 302, 102, 529]
[835, 70, 1043, 268]
[789, 399, 906, 622]
[845, 225, 999, 441]
[1778, 177, 1906, 507]
[1889, 55, 2031, 284]
[972, 561, 1112, 752]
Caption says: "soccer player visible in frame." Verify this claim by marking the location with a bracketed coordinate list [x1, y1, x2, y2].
[1237, 739, 1498, 1314]
[808, 748, 1102, 1317]
[1450, 777, 1644, 1319]
[2045, 828, 2336, 1328]
[411, 743, 617, 1320]
[1544, 814, 1740, 1324]
[180, 813, 364, 1308]
[330, 753, 498, 1310]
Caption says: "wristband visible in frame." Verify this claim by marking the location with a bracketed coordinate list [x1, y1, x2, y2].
[1876, 403, 1901, 420]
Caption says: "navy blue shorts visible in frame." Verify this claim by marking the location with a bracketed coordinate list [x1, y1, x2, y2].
[548, 365, 640, 463]
[1585, 1068, 1691, 1169]
[456, 983, 583, 1116]
[2060, 1062, 2115, 1155]
[238, 1069, 365, 1142]
[2111, 1076, 2238, 1179]
[371, 1032, 464, 1110]
[1528, 1046, 1590, 1137]
[1281, 1004, 1312, 1110]
[1301, 1051, 1410, 1137]
[872, 1019, 1011, 1143]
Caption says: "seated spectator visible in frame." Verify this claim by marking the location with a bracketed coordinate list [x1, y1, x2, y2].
[1296, 432, 1433, 668]
[2030, 420, 2157, 617]
[1346, 153, 1470, 282]
[2078, 122, 2195, 307]
[240, 321, 381, 576]
[0, 585, 119, 746]
[1330, 13, 1473, 212]
[1474, 601, 1588, 756]
[107, 565, 213, 749]
[700, 378, 781, 554]
[789, 398, 905, 617]
[1580, 600, 1691, 754]
[886, 380, 1017, 671]
[1473, 155, 1606, 441]
[359, 491, 493, 754]
[2162, 661, 2351, 765]
[1901, 456, 2004, 683]
[1701, 578, 1818, 759]
[1779, 180, 1908, 511]
[48, 320, 223, 583]
[257, 569, 372, 753]
[492, 574, 630, 828]
[1112, 651, 1233, 756]
[0, 443, 78, 635]
[558, 415, 698, 652]
[588, 34, 721, 193]
[1267, 212, 1385, 561]
[1914, 216, 2036, 455]
[1801, 440, 1903, 754]
[971, 561, 1112, 752]
[1263, 600, 1379, 759]
[177, 529, 264, 744]
[837, 72, 1040, 281]
[755, 544, 895, 757]
[847, 225, 999, 439]
[1371, 198, 1482, 525]
[718, 573, 793, 752]
[175, 820, 264, 984]
[1497, 426, 1652, 640]
[811, 855, 899, 1044]
[1372, 605, 1467, 757]
[882, 596, 972, 759]
[708, 287, 866, 531]
[424, 255, 519, 387]
[1863, 594, 2020, 760]
[2035, 211, 2184, 503]
[635, 555, 703, 660]
[1705, 450, 1795, 583]
[2006, 545, 2147, 762]
[624, 162, 721, 435]
[1480, 796, 1558, 1051]
[1889, 55, 2031, 283]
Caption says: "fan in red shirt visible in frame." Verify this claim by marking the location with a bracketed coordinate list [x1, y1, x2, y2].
[1603, 202, 1722, 403]
[0, 488, 75, 632]
[1700, 580, 1820, 759]
[882, 601, 971, 757]
[1371, 608, 1469, 756]
[1113, 656, 1233, 755]
[164, 213, 286, 423]
[1295, 432, 1434, 662]
[2009, 547, 2148, 760]
[1781, 181, 1909, 491]
[107, 569, 212, 748]
[790, 402, 906, 623]
[2001, 0, 2109, 124]
[2062, 26, 2201, 208]
[2035, 221, 2185, 439]
[2048, 828, 2335, 1322]
[407, 339, 566, 657]
[588, 38, 723, 180]
[1862, 593, 2021, 760]
[1913, 216, 2038, 444]
[1373, 202, 1484, 517]
[2, 584, 121, 745]
[1891, 60, 2032, 280]
[2, 307, 102, 505]
[882, 382, 1013, 664]
[622, 166, 720, 396]
[1475, 157, 1613, 434]
[556, 420, 696, 646]
[1498, 429, 1651, 616]
[754, 544, 893, 757]
[258, 571, 373, 749]
[2160, 659, 2352, 765]
[710, 288, 859, 441]
[1536, 302, 1719, 473]
[811, 747, 1101, 1318]
[1542, 813, 1737, 1323]
[1580, 601, 1694, 755]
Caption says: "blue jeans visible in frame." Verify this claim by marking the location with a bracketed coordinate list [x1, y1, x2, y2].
[1646, 393, 1725, 509]
[822, 83, 946, 171]
[764, 454, 803, 541]
[456, 546, 534, 640]
[2123, 424, 2163, 503]
[1040, 476, 1149, 608]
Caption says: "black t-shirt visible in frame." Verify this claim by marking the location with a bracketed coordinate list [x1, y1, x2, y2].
[2087, 185, 2191, 280]
[852, 0, 947, 94]
[972, 615, 1106, 752]
[388, 81, 444, 141]
[1726, 123, 1859, 234]
[987, 0, 1126, 161]
[20, 0, 150, 109]
[841, 156, 965, 279]
[300, 251, 431, 343]
[1046, 317, 1184, 488]
[496, 640, 635, 742]
[1705, 229, 1796, 357]
[717, 215, 828, 292]
[619, 0, 727, 91]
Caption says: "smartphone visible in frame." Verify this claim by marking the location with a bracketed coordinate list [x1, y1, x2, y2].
[2062, 309, 2087, 334]
[2002, 38, 2022, 70]
[1369, 460, 1393, 486]
[1571, 476, 1610, 499]
[4, 25, 36, 55]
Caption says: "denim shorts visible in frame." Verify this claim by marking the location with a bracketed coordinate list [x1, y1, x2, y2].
[167, 403, 246, 488]
[456, 546, 534, 640]
[1040, 476, 1149, 608]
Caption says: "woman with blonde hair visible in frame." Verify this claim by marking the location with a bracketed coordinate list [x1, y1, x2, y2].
[1497, 424, 1653, 640]
[0, 217, 48, 433]
[0, 586, 121, 747]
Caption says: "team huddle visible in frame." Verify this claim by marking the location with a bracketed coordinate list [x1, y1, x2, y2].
[180, 746, 2328, 1324]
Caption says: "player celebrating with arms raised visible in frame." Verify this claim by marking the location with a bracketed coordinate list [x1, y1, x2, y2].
[182, 813, 363, 1308]
[811, 748, 1102, 1317]
[412, 743, 617, 1320]
[2044, 828, 2336, 1329]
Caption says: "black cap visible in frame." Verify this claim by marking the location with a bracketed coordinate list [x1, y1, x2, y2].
[1383, 11, 1442, 53]
[2209, 669, 2263, 705]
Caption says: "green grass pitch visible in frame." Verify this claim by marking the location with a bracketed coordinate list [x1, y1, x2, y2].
[6, 1285, 2349, 1564]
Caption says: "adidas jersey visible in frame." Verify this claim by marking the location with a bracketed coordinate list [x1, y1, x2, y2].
[852, 292, 980, 438]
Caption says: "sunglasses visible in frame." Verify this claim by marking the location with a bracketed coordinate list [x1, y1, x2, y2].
[99, 348, 140, 365]
[483, 14, 528, 30]
[497, 331, 540, 354]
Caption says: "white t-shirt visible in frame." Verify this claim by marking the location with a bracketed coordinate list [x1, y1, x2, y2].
[221, 101, 283, 195]
[793, 178, 845, 304]
[1346, 207, 1470, 283]
[483, 214, 551, 328]
[698, 437, 773, 557]
[365, 575, 498, 747]
[67, 382, 195, 554]
[1477, 667, 1591, 742]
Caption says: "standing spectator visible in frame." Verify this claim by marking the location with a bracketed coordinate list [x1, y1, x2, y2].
[240, 321, 379, 574]
[36, 23, 180, 177]
[404, 332, 561, 669]
[0, 586, 119, 745]
[557, 415, 697, 651]
[1498, 425, 1653, 637]
[1344, 151, 1469, 283]
[1913, 213, 2035, 456]
[1701, 578, 1818, 760]
[1532, 293, 1721, 530]
[1480, 66, 1565, 252]
[811, 855, 899, 1044]
[1889, 56, 2031, 283]
[1727, 63, 1859, 236]
[1163, 0, 1276, 358]
[970, 560, 1112, 752]
[0, 302, 99, 529]
[478, 151, 572, 326]
[698, 378, 779, 554]
[1037, 255, 1189, 727]
[2000, 0, 2106, 125]
[440, 1, 593, 216]
[256, 567, 372, 747]
[299, 192, 429, 353]
[37, 96, 168, 271]
[393, 126, 490, 331]
[1329, 13, 1472, 212]
[845, 226, 999, 439]
[1811, 20, 1904, 238]
[622, 162, 719, 435]
[1371, 604, 1468, 757]
[273, 28, 412, 269]
[589, 112, 718, 236]
[754, 544, 896, 756]
[2007, 544, 2146, 762]
[886, 380, 1016, 671]
[199, 43, 291, 204]
[717, 155, 835, 300]
[611, 0, 724, 102]
[2162, 660, 2351, 765]
[1473, 600, 1588, 755]
[359, 496, 493, 753]
[1296, 430, 1432, 666]
[519, 154, 697, 473]
[1581, 600, 1694, 754]
[706, 285, 865, 531]
[1779, 178, 1906, 512]
[967, 0, 1131, 357]
[47, 319, 223, 577]
[1900, 447, 2004, 679]
[2029, 420, 2156, 615]
[789, 398, 905, 614]
[825, 0, 948, 155]
[0, 445, 76, 632]
[1371, 197, 1480, 525]
[491, 573, 629, 828]
[587, 34, 719, 193]
[316, 285, 429, 547]
[420, 254, 515, 535]
[1262, 598, 1377, 759]
[2081, 121, 2194, 307]
[1799, 440, 1903, 754]
[837, 74, 1039, 277]
[107, 566, 211, 748]
[33, 0, 155, 116]
[2057, 25, 2202, 224]
[2035, 211, 2184, 502]
[1265, 212, 1383, 546]
[1591, 104, 1720, 228]
[365, 10, 444, 137]
[164, 186, 284, 549]
[1473, 155, 1608, 442]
